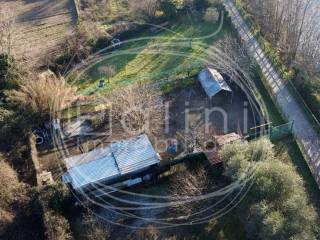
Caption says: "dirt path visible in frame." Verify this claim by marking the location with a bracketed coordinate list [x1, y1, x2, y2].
[223, 0, 320, 187]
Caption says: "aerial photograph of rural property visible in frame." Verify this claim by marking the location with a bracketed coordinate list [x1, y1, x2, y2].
[1, 0, 320, 239]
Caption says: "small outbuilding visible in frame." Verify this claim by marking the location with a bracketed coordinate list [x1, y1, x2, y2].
[62, 134, 160, 193]
[198, 68, 232, 98]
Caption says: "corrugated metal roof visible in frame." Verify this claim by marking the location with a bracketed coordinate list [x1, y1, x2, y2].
[65, 146, 112, 169]
[68, 154, 120, 189]
[64, 134, 160, 190]
[113, 134, 159, 174]
[198, 68, 232, 98]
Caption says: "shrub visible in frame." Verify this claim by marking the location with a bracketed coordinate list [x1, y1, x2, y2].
[5, 70, 76, 119]
[159, 0, 178, 19]
[43, 210, 73, 240]
[0, 107, 32, 150]
[83, 212, 110, 240]
[203, 7, 219, 23]
[221, 138, 320, 239]
[0, 54, 23, 90]
[39, 184, 73, 214]
[39, 184, 74, 240]
[129, 225, 160, 239]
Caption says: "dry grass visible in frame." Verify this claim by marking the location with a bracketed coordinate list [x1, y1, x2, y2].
[0, 154, 24, 210]
[6, 70, 77, 118]
[0, 153, 44, 239]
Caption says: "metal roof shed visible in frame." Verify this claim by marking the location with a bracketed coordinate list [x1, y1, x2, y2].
[63, 134, 160, 191]
[198, 68, 232, 98]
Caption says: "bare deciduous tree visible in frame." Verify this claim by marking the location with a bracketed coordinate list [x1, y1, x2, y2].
[108, 82, 164, 135]
[242, 0, 320, 70]
[129, 0, 159, 18]
[170, 165, 209, 216]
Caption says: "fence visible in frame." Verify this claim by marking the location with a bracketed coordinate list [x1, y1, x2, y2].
[246, 122, 294, 141]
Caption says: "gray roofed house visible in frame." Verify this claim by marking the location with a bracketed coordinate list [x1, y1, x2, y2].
[62, 134, 160, 191]
[198, 68, 232, 98]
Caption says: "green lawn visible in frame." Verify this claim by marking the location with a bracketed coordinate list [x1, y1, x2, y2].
[75, 18, 231, 95]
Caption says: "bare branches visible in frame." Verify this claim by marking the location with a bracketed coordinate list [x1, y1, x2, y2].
[170, 165, 209, 215]
[206, 34, 255, 82]
[128, 0, 159, 18]
[83, 212, 110, 240]
[0, 7, 16, 57]
[242, 0, 320, 69]
[98, 65, 115, 82]
[108, 82, 164, 135]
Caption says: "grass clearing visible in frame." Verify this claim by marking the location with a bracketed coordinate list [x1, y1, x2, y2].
[75, 18, 231, 95]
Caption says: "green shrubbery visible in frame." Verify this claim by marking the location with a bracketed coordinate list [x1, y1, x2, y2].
[38, 184, 74, 240]
[221, 138, 320, 239]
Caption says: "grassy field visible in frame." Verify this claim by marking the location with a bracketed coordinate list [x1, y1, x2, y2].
[75, 17, 231, 95]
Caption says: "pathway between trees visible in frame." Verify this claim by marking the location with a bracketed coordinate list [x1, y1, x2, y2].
[223, 0, 320, 187]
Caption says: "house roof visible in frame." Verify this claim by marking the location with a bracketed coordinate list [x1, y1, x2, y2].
[64, 134, 160, 189]
[198, 68, 232, 98]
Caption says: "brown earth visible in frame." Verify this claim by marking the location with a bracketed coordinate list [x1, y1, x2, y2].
[3, 0, 77, 66]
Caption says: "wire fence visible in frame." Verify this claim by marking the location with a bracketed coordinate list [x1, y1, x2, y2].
[246, 122, 294, 141]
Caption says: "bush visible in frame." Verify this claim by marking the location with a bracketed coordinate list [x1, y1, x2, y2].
[0, 107, 32, 150]
[221, 138, 320, 239]
[203, 7, 219, 23]
[83, 212, 110, 240]
[193, 0, 209, 11]
[43, 210, 73, 240]
[159, 0, 178, 19]
[5, 70, 77, 119]
[39, 184, 74, 240]
[39, 184, 73, 215]
[0, 54, 22, 90]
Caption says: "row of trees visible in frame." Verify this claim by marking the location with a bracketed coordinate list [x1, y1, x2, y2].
[241, 0, 320, 74]
[221, 138, 320, 239]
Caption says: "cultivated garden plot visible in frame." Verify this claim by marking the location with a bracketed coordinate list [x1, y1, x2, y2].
[2, 0, 76, 65]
